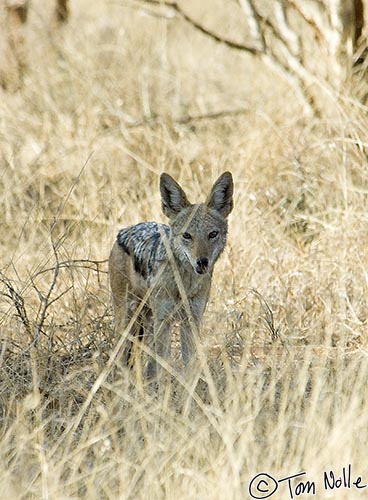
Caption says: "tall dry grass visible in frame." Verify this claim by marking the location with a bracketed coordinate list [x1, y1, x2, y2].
[1, 1, 368, 498]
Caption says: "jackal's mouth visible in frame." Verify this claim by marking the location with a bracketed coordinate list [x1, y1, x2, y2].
[195, 266, 208, 275]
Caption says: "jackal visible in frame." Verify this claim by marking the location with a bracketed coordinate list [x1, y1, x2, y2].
[109, 172, 233, 378]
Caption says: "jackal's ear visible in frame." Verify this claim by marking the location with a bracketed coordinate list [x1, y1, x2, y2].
[206, 172, 234, 218]
[160, 173, 190, 219]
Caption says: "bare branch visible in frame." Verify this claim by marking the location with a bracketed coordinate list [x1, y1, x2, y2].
[274, 0, 300, 55]
[31, 258, 108, 280]
[250, 288, 280, 343]
[176, 107, 250, 124]
[32, 221, 61, 347]
[238, 0, 265, 50]
[0, 273, 32, 340]
[122, 107, 250, 129]
[288, 0, 327, 45]
[139, 0, 261, 54]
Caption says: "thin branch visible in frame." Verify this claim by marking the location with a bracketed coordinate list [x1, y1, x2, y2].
[250, 288, 280, 343]
[31, 258, 108, 280]
[32, 220, 60, 346]
[46, 286, 73, 309]
[288, 0, 326, 45]
[274, 0, 300, 55]
[0, 274, 32, 340]
[238, 0, 265, 50]
[54, 154, 92, 221]
[138, 0, 261, 54]
[176, 107, 250, 124]
[123, 107, 250, 128]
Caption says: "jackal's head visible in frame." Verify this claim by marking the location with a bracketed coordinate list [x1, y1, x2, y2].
[160, 172, 233, 275]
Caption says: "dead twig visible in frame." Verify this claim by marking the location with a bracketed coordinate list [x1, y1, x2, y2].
[122, 107, 250, 129]
[31, 219, 60, 347]
[137, 0, 261, 54]
[0, 273, 32, 340]
[31, 258, 108, 279]
[250, 288, 280, 342]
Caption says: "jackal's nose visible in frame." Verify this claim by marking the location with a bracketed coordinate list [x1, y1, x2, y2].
[195, 257, 209, 274]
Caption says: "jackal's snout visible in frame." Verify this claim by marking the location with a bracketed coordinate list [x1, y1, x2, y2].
[195, 257, 209, 275]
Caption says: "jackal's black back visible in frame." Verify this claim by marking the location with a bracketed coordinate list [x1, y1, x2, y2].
[117, 222, 170, 280]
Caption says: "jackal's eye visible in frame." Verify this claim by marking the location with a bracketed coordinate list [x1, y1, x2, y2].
[208, 230, 219, 239]
[182, 232, 192, 240]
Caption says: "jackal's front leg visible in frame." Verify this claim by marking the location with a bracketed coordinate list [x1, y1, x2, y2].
[147, 299, 175, 379]
[180, 320, 197, 366]
[180, 294, 208, 366]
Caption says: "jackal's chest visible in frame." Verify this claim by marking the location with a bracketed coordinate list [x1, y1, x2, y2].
[149, 264, 210, 303]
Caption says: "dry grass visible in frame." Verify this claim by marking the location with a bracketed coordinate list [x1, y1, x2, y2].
[1, 1, 368, 498]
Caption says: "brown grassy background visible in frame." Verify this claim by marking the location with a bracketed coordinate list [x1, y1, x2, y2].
[1, 1, 368, 498]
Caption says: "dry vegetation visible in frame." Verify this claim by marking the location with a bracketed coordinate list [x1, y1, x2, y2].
[1, 1, 368, 498]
